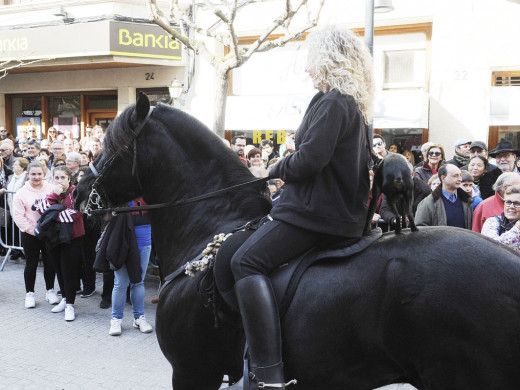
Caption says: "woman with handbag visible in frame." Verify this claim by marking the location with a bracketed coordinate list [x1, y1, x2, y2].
[36, 165, 85, 321]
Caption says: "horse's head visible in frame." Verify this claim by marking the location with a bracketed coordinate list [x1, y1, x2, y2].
[74, 92, 153, 212]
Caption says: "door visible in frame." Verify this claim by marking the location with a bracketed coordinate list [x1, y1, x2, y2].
[88, 110, 117, 133]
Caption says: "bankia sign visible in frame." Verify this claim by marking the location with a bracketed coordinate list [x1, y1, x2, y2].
[109, 21, 182, 60]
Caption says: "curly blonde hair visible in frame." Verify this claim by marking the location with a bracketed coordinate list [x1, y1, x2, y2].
[306, 26, 374, 124]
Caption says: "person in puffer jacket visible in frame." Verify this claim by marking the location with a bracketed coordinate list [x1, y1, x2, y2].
[35, 165, 85, 322]
[13, 162, 57, 310]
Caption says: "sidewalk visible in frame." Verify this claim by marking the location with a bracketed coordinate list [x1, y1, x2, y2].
[0, 259, 172, 390]
[0, 259, 416, 390]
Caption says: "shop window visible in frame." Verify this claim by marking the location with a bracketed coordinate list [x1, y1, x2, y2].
[226, 129, 295, 159]
[380, 128, 424, 163]
[49, 96, 81, 139]
[10, 96, 42, 138]
[496, 126, 520, 149]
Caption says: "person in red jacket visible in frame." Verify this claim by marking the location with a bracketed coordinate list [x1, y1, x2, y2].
[472, 172, 520, 233]
[37, 165, 85, 321]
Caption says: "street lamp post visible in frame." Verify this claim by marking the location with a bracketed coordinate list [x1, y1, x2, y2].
[169, 78, 185, 106]
[364, 0, 394, 153]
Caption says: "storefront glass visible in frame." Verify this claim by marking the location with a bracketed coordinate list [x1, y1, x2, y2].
[49, 96, 81, 139]
[228, 129, 295, 159]
[380, 128, 423, 161]
[11, 96, 42, 138]
[498, 126, 520, 149]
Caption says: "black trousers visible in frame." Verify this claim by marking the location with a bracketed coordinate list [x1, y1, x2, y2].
[47, 238, 83, 305]
[80, 229, 99, 292]
[21, 232, 55, 293]
[231, 219, 342, 281]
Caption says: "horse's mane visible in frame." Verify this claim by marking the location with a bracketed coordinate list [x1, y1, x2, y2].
[103, 102, 271, 217]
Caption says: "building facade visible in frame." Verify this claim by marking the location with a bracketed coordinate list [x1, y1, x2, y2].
[1, 0, 519, 159]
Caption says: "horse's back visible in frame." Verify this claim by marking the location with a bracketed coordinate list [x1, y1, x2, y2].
[283, 227, 520, 390]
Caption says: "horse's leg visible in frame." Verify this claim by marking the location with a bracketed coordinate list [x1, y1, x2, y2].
[156, 282, 243, 390]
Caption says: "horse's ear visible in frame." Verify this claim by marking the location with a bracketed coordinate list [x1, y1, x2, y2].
[135, 92, 151, 121]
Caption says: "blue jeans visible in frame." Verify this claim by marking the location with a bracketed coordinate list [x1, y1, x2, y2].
[112, 245, 151, 320]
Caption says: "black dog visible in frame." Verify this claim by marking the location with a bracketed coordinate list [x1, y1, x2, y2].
[365, 154, 418, 235]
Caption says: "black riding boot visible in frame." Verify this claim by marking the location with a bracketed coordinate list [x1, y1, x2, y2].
[228, 275, 295, 390]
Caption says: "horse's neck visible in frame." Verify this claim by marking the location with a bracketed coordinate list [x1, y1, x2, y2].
[150, 194, 267, 274]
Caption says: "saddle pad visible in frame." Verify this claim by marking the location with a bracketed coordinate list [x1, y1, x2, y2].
[273, 228, 382, 316]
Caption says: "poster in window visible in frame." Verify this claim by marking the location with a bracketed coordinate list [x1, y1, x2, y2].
[16, 117, 41, 139]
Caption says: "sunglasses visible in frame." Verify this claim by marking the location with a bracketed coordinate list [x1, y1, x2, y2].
[428, 151, 442, 156]
[373, 141, 384, 147]
[55, 163, 66, 166]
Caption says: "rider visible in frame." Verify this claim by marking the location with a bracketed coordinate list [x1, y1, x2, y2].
[229, 27, 374, 389]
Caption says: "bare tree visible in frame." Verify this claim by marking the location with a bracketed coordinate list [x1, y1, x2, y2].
[146, 0, 325, 137]
[0, 58, 49, 80]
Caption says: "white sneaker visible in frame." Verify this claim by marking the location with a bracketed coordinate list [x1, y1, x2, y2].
[133, 315, 153, 333]
[109, 318, 122, 336]
[64, 305, 75, 321]
[46, 289, 59, 305]
[25, 292, 35, 308]
[52, 298, 67, 313]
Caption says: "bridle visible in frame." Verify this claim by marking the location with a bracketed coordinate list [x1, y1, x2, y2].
[84, 106, 269, 216]
[85, 106, 154, 216]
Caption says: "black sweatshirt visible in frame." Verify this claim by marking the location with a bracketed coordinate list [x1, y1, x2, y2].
[270, 90, 370, 237]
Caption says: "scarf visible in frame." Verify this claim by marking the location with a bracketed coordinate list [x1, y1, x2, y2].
[498, 213, 517, 235]
[454, 152, 470, 167]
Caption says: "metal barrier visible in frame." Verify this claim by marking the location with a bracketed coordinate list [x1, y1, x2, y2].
[0, 191, 24, 271]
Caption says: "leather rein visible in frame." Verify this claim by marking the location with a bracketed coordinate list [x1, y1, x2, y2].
[85, 106, 269, 216]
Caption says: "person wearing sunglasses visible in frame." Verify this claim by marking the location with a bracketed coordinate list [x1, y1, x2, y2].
[372, 134, 388, 160]
[481, 184, 520, 251]
[0, 126, 16, 142]
[414, 144, 445, 183]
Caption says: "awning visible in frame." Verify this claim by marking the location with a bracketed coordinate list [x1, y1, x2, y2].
[226, 89, 429, 130]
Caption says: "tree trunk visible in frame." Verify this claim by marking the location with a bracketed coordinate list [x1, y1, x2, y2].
[213, 71, 229, 138]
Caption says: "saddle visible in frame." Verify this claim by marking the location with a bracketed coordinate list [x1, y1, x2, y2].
[213, 227, 383, 319]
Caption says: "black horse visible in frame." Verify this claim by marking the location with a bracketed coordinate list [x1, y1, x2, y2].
[75, 93, 520, 390]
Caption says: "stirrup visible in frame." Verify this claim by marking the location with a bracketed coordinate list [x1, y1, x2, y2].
[249, 372, 297, 388]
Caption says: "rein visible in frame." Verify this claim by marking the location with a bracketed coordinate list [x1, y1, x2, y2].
[89, 176, 269, 215]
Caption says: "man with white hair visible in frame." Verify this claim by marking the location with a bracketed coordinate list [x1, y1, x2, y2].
[0, 139, 16, 169]
[66, 151, 82, 177]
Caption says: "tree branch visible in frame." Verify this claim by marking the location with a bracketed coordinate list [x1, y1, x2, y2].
[0, 58, 51, 80]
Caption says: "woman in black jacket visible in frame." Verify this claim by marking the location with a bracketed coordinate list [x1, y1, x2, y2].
[228, 27, 374, 390]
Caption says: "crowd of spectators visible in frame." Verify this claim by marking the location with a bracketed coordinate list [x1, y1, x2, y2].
[368, 134, 520, 250]
[0, 124, 153, 335]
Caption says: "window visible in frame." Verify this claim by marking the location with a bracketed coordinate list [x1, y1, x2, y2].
[383, 49, 426, 89]
[49, 96, 81, 139]
[493, 71, 520, 86]
[136, 88, 170, 106]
